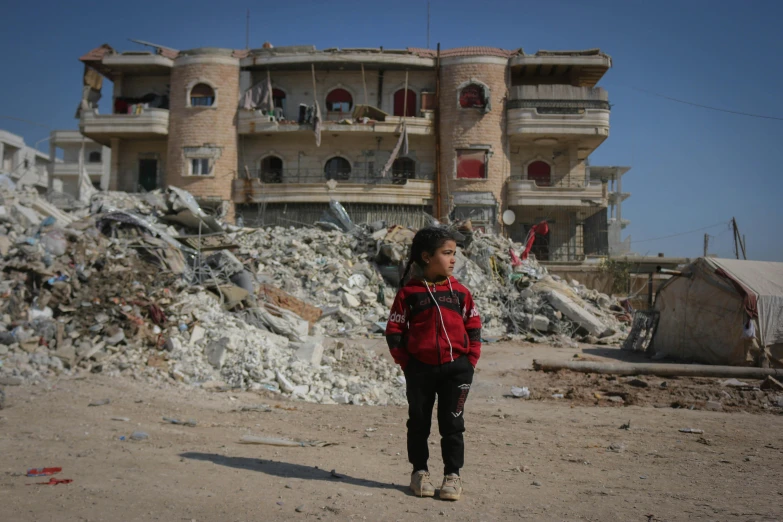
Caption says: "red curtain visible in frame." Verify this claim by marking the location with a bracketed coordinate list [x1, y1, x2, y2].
[393, 89, 416, 117]
[527, 161, 551, 186]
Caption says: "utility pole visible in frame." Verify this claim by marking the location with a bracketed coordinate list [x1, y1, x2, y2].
[731, 217, 747, 260]
[427, 1, 431, 49]
[245, 9, 250, 50]
[703, 233, 709, 258]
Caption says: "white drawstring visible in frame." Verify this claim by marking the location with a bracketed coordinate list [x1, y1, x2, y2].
[425, 280, 454, 362]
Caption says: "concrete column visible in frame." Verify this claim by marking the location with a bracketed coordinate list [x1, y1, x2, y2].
[109, 138, 120, 191]
[48, 136, 56, 193]
[100, 145, 111, 190]
[0, 142, 5, 172]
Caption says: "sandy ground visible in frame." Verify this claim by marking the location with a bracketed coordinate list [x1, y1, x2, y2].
[2, 340, 783, 522]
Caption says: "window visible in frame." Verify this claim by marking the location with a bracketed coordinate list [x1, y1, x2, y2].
[459, 84, 486, 109]
[326, 89, 353, 114]
[191, 158, 212, 176]
[272, 89, 286, 109]
[190, 83, 215, 107]
[392, 157, 415, 185]
[260, 156, 283, 183]
[324, 157, 351, 181]
[527, 161, 551, 186]
[393, 89, 416, 117]
[456, 150, 487, 179]
[88, 151, 102, 163]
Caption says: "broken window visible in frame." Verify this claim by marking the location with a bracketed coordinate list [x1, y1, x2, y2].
[272, 89, 286, 109]
[190, 158, 212, 176]
[88, 151, 102, 163]
[260, 156, 283, 183]
[527, 160, 552, 186]
[392, 157, 416, 185]
[190, 83, 215, 107]
[456, 149, 487, 179]
[393, 89, 416, 117]
[326, 89, 353, 115]
[324, 157, 351, 181]
[459, 84, 486, 109]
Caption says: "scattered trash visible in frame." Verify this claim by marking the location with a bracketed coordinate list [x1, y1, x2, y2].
[608, 442, 626, 453]
[619, 420, 631, 430]
[238, 435, 335, 447]
[510, 386, 530, 399]
[679, 428, 704, 434]
[26, 467, 62, 477]
[111, 417, 130, 422]
[720, 379, 750, 388]
[163, 417, 197, 427]
[130, 431, 149, 441]
[531, 480, 542, 487]
[295, 505, 305, 513]
[27, 478, 72, 486]
[88, 398, 110, 407]
[551, 393, 565, 399]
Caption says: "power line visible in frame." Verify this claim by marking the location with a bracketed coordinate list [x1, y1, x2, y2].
[631, 221, 730, 244]
[0, 116, 52, 129]
[627, 86, 783, 122]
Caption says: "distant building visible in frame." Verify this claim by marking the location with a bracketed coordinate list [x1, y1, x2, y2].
[48, 130, 111, 197]
[0, 129, 60, 193]
[76, 42, 630, 262]
[589, 166, 633, 257]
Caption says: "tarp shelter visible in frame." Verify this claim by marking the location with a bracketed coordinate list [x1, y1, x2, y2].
[653, 258, 783, 365]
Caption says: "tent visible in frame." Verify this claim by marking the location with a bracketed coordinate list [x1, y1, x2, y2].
[652, 257, 783, 365]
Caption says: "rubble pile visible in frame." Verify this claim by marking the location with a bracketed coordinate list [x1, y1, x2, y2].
[1, 181, 627, 405]
[0, 184, 404, 405]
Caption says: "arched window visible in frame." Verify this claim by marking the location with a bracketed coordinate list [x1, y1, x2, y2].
[260, 156, 283, 183]
[326, 89, 353, 115]
[459, 84, 486, 109]
[392, 158, 416, 185]
[324, 157, 351, 181]
[88, 151, 102, 163]
[190, 83, 215, 107]
[393, 89, 416, 117]
[527, 161, 551, 186]
[392, 157, 416, 185]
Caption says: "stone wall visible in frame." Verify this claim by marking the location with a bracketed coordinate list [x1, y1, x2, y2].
[167, 51, 240, 221]
[438, 57, 510, 224]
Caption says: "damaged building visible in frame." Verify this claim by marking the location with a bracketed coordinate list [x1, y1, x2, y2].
[76, 42, 629, 262]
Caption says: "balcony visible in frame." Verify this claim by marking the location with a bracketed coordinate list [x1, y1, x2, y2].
[507, 85, 610, 142]
[237, 111, 433, 136]
[507, 173, 606, 210]
[52, 163, 105, 177]
[79, 108, 169, 145]
[232, 169, 434, 206]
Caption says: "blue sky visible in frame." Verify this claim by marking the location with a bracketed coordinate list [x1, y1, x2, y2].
[2, 0, 781, 260]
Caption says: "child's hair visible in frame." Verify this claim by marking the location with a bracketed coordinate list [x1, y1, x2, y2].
[400, 226, 457, 286]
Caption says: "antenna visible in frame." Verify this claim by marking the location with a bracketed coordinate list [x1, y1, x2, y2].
[427, 1, 431, 49]
[246, 9, 250, 49]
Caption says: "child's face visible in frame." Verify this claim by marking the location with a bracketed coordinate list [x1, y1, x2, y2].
[423, 240, 457, 279]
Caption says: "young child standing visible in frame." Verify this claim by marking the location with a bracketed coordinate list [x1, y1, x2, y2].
[385, 226, 482, 501]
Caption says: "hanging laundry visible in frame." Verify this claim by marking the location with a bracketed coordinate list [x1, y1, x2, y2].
[239, 76, 274, 112]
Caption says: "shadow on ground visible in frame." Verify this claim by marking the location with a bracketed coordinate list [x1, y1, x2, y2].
[581, 346, 651, 363]
[180, 452, 408, 493]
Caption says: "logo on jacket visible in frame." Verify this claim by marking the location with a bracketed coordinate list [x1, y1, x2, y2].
[388, 311, 406, 324]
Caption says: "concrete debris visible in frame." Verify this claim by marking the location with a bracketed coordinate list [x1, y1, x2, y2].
[0, 183, 628, 406]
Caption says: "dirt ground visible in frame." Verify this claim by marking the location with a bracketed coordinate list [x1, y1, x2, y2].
[2, 340, 783, 522]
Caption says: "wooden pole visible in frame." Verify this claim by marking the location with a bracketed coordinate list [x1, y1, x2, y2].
[403, 69, 409, 119]
[703, 233, 709, 257]
[732, 217, 740, 259]
[361, 64, 368, 107]
[533, 359, 783, 379]
[434, 43, 441, 220]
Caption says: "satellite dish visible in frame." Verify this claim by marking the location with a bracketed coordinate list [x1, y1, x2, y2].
[502, 209, 516, 226]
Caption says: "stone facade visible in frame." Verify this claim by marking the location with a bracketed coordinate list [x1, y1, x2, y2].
[82, 44, 620, 261]
[166, 50, 240, 221]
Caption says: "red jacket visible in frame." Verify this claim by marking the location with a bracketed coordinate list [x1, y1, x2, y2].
[385, 276, 482, 369]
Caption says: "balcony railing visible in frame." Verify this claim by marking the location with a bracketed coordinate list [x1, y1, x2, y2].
[79, 108, 170, 143]
[244, 168, 433, 185]
[507, 174, 606, 208]
[510, 171, 593, 189]
[508, 85, 609, 112]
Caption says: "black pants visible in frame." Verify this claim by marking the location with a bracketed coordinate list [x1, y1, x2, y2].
[405, 355, 474, 476]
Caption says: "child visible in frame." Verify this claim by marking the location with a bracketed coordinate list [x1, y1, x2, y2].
[385, 226, 481, 501]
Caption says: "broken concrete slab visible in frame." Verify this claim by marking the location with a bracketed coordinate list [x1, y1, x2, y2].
[291, 336, 325, 366]
[205, 337, 230, 369]
[524, 314, 550, 332]
[546, 290, 609, 337]
[342, 292, 361, 308]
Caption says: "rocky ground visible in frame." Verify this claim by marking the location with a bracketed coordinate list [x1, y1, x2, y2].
[2, 340, 782, 522]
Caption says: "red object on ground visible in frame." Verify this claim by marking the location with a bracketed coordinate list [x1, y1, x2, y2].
[26, 467, 62, 477]
[27, 478, 72, 486]
[509, 247, 522, 267]
[521, 221, 549, 260]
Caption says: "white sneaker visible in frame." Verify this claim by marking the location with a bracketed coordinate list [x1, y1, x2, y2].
[439, 473, 462, 501]
[410, 470, 435, 497]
